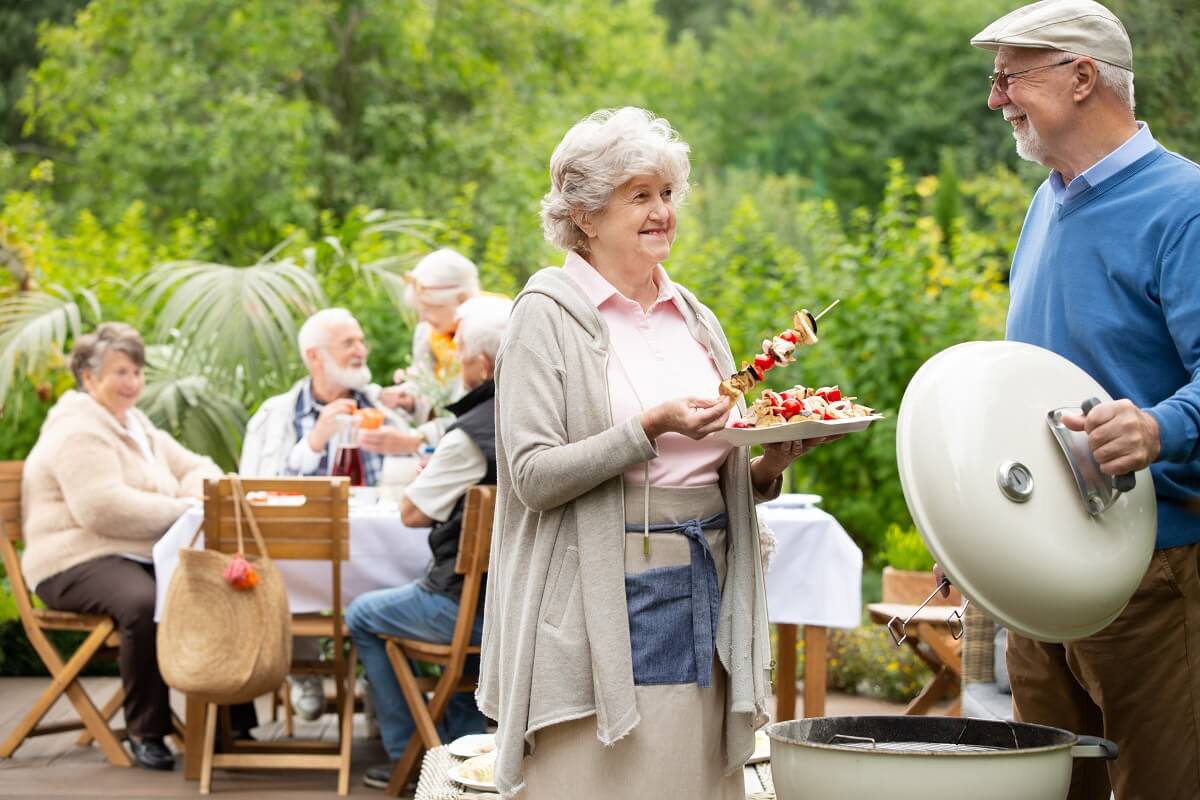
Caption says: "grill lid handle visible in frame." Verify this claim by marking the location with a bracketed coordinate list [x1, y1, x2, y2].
[1071, 735, 1119, 760]
[1081, 398, 1137, 493]
[1045, 398, 1135, 516]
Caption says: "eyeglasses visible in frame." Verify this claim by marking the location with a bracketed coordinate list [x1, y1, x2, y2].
[988, 59, 1078, 93]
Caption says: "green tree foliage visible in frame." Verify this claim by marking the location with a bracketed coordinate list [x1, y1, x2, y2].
[674, 0, 1023, 208]
[18, 0, 676, 269]
[0, 0, 87, 148]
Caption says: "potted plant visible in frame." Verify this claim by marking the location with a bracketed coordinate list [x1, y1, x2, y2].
[880, 524, 962, 606]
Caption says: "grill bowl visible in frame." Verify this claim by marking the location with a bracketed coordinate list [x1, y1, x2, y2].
[766, 716, 1110, 800]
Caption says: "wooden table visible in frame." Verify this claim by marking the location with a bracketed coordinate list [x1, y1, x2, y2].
[867, 602, 963, 716]
[774, 624, 828, 720]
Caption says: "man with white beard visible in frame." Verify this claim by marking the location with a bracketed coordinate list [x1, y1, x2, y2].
[240, 308, 422, 721]
[942, 2, 1200, 797]
[240, 307, 421, 484]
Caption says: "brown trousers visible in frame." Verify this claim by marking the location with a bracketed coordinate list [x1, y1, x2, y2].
[36, 555, 256, 740]
[1007, 542, 1200, 800]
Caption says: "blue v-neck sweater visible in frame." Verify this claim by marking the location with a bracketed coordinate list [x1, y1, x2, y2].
[1007, 145, 1200, 549]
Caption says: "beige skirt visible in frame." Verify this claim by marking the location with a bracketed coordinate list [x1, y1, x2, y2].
[520, 485, 743, 800]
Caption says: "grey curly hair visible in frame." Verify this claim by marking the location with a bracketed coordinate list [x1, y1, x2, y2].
[540, 107, 691, 253]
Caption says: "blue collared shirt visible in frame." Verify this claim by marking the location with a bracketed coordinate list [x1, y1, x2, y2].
[289, 378, 384, 486]
[1049, 121, 1157, 205]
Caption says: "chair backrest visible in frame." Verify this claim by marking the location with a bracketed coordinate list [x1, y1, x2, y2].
[0, 460, 22, 545]
[447, 485, 495, 655]
[203, 476, 350, 562]
[0, 461, 35, 620]
[204, 475, 352, 679]
[961, 604, 996, 686]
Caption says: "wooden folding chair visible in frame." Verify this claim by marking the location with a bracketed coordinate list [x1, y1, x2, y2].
[195, 476, 356, 795]
[0, 460, 132, 767]
[382, 485, 495, 796]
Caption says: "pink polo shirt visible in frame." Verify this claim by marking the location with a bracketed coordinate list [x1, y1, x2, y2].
[563, 251, 734, 486]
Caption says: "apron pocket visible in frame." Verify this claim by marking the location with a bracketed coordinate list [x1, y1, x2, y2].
[625, 564, 698, 685]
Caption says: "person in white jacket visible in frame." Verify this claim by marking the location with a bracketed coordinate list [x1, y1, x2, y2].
[240, 308, 418, 481]
[239, 307, 418, 719]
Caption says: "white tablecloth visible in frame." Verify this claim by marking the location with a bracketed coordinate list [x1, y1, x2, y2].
[153, 494, 863, 629]
[152, 500, 433, 621]
[760, 495, 863, 629]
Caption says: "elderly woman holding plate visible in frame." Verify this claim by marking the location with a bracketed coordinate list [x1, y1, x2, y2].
[477, 107, 832, 799]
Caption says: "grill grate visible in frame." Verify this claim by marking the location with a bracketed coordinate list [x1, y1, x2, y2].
[833, 740, 1007, 754]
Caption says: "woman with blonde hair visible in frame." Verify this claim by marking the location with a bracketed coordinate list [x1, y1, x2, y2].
[478, 107, 836, 798]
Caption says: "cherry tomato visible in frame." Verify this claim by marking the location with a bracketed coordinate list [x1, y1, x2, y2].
[731, 420, 749, 429]
[779, 330, 798, 343]
[781, 398, 803, 419]
[753, 353, 774, 374]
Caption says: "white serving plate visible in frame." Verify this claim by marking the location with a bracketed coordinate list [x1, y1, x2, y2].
[715, 415, 883, 446]
[447, 757, 496, 792]
[447, 732, 496, 759]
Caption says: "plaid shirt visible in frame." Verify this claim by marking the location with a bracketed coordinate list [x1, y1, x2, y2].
[289, 379, 384, 486]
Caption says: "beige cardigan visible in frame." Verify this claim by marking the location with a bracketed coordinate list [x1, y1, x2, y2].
[21, 390, 220, 588]
[477, 268, 775, 798]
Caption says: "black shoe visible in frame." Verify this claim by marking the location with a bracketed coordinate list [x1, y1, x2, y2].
[362, 762, 395, 790]
[129, 736, 175, 771]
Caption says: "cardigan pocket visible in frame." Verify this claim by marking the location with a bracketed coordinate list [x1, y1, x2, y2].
[542, 545, 579, 629]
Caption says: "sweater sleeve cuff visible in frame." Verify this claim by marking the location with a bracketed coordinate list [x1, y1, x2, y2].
[1147, 403, 1198, 463]
[751, 473, 784, 504]
[619, 414, 660, 466]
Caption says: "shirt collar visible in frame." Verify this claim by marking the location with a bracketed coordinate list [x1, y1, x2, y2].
[1050, 121, 1156, 205]
[561, 250, 679, 312]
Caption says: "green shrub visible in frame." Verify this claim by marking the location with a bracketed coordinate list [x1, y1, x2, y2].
[827, 624, 932, 704]
[879, 523, 934, 572]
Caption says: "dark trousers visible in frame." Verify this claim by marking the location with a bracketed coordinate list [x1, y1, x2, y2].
[36, 555, 256, 739]
[1008, 542, 1200, 800]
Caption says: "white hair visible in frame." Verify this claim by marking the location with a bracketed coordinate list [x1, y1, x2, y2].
[1095, 60, 1135, 111]
[455, 296, 513, 362]
[297, 307, 359, 358]
[404, 248, 480, 308]
[541, 106, 691, 253]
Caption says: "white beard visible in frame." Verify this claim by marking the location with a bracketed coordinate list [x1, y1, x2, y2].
[1008, 111, 1049, 165]
[319, 350, 372, 391]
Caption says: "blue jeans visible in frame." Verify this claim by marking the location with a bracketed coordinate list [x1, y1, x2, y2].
[345, 583, 485, 761]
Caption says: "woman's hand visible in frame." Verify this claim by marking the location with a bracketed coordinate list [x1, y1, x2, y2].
[641, 396, 732, 441]
[379, 385, 416, 412]
[749, 434, 844, 493]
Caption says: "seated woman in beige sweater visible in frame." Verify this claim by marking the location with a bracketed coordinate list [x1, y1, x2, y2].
[20, 322, 252, 770]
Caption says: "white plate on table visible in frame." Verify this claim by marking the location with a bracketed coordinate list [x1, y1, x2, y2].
[715, 415, 884, 446]
[447, 733, 496, 759]
[767, 493, 822, 508]
[447, 752, 497, 792]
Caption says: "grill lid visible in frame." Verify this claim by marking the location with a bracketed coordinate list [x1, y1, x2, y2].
[895, 341, 1156, 642]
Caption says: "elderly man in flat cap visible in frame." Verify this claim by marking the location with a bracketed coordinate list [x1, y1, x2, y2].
[954, 1, 1200, 798]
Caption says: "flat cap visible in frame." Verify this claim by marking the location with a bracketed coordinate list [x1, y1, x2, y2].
[971, 0, 1132, 72]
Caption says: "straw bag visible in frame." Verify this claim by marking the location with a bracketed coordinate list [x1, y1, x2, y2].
[157, 476, 292, 705]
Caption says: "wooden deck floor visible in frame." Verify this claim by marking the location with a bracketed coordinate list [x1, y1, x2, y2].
[0, 676, 919, 798]
[0, 677, 393, 799]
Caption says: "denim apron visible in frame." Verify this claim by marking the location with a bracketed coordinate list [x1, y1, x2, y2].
[623, 484, 728, 687]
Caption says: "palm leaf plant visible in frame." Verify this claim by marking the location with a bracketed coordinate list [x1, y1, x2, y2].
[0, 285, 99, 410]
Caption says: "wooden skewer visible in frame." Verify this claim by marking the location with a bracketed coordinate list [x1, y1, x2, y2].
[813, 298, 840, 322]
